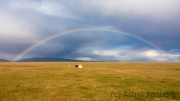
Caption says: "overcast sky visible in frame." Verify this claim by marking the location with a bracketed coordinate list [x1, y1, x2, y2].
[0, 0, 180, 62]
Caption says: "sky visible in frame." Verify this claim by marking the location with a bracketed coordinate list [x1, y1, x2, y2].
[0, 0, 180, 62]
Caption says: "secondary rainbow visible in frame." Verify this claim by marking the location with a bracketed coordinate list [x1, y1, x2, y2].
[13, 27, 163, 61]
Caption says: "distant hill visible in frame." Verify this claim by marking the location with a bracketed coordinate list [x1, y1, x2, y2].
[0, 59, 9, 62]
[17, 57, 83, 62]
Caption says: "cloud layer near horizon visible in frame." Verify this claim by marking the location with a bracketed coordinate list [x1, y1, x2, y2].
[0, 0, 180, 61]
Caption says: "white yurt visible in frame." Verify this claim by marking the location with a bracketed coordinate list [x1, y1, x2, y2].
[75, 64, 83, 68]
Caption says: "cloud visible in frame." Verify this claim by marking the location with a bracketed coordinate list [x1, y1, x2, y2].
[138, 50, 168, 61]
[38, 1, 75, 18]
[5, 0, 40, 10]
[13, 29, 180, 62]
[69, 0, 180, 51]
[1, 0, 82, 20]
[0, 0, 179, 62]
[84, 48, 180, 62]
[0, 11, 37, 60]
[140, 50, 180, 62]
[73, 0, 180, 20]
[0, 13, 37, 43]
[76, 57, 92, 61]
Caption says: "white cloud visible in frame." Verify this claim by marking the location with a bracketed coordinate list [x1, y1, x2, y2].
[0, 13, 37, 43]
[38, 1, 69, 17]
[137, 50, 180, 62]
[91, 47, 136, 61]
[93, 50, 119, 56]
[141, 50, 159, 58]
[138, 50, 166, 61]
[76, 57, 92, 61]
[37, 0, 82, 20]
[90, 47, 180, 62]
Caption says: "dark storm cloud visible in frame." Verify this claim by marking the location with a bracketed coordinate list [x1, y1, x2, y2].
[19, 31, 177, 62]
[60, 0, 180, 51]
[21, 32, 129, 58]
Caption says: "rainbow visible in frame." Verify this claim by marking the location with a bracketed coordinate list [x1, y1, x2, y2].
[13, 27, 163, 61]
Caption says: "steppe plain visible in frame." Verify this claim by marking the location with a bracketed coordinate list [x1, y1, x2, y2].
[0, 62, 180, 101]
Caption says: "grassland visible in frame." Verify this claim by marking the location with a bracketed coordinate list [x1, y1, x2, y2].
[0, 62, 180, 101]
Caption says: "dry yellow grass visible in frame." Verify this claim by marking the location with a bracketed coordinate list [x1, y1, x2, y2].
[0, 62, 180, 101]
